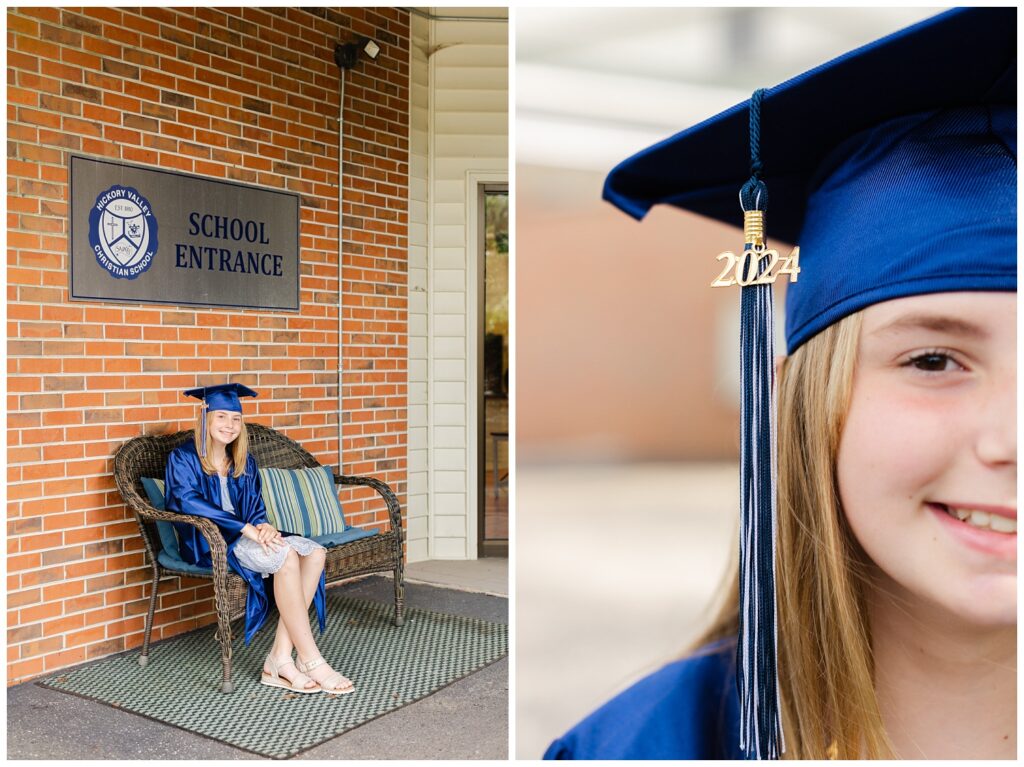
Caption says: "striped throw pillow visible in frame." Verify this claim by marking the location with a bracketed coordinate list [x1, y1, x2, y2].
[259, 466, 347, 537]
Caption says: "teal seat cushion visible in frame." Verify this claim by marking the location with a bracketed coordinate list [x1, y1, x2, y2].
[156, 531, 376, 574]
[143, 468, 375, 572]
[259, 466, 349, 537]
[157, 549, 213, 576]
[140, 477, 182, 560]
[311, 527, 378, 548]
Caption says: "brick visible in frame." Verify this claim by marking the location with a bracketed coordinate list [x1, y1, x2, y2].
[60, 115, 103, 137]
[61, 48, 102, 71]
[87, 105, 123, 125]
[8, 623, 43, 644]
[43, 376, 85, 392]
[123, 113, 158, 132]
[61, 83, 103, 104]
[43, 581, 85, 603]
[9, 589, 42, 609]
[39, 545, 85, 566]
[9, 658, 46, 684]
[18, 107, 63, 130]
[84, 69, 125, 93]
[19, 637, 64, 659]
[20, 532, 64, 552]
[19, 601, 62, 624]
[9, 340, 43, 356]
[64, 626, 105, 648]
[86, 8, 123, 25]
[43, 647, 87, 670]
[61, 10, 103, 36]
[85, 574, 124, 593]
[63, 592, 104, 613]
[83, 540, 123, 559]
[38, 23, 82, 47]
[80, 137, 120, 158]
[161, 90, 195, 109]
[34, 129, 80, 150]
[42, 444, 84, 462]
[86, 637, 125, 659]
[101, 58, 140, 79]
[105, 617, 145, 638]
[8, 515, 42, 533]
[140, 100, 175, 120]
[82, 35, 122, 59]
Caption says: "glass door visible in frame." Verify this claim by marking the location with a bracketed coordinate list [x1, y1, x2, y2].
[479, 186, 508, 556]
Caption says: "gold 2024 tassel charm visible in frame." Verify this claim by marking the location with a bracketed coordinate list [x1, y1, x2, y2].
[711, 210, 801, 288]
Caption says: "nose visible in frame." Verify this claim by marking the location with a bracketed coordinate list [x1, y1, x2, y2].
[975, 366, 1016, 469]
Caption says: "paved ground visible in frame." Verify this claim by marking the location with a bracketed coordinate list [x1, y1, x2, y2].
[515, 462, 736, 758]
[8, 576, 508, 760]
[406, 557, 508, 597]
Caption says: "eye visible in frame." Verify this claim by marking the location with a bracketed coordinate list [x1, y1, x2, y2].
[903, 350, 966, 373]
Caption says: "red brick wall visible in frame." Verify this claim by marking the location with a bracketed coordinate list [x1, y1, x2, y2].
[7, 6, 409, 684]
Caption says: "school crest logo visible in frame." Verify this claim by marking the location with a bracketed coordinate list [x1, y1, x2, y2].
[88, 185, 158, 279]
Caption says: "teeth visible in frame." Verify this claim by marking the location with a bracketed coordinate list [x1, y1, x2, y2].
[990, 515, 1017, 534]
[944, 506, 1017, 534]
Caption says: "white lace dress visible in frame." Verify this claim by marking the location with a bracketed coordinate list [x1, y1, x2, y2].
[221, 474, 324, 578]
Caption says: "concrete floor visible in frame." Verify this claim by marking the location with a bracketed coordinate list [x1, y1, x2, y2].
[7, 576, 508, 760]
[406, 556, 508, 597]
[515, 462, 737, 759]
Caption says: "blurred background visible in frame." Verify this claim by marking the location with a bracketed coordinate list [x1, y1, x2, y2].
[515, 7, 941, 758]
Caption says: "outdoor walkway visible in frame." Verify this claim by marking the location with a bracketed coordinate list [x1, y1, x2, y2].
[406, 556, 508, 597]
[7, 572, 508, 760]
[515, 462, 736, 758]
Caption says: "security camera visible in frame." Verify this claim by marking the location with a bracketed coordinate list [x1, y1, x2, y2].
[334, 37, 380, 70]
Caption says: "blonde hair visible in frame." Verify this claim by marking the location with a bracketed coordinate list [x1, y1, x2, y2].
[193, 407, 249, 479]
[691, 311, 896, 759]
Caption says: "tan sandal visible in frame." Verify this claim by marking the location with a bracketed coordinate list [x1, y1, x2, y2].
[261, 654, 321, 694]
[297, 656, 355, 695]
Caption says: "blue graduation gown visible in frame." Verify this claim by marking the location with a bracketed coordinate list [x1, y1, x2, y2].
[544, 638, 742, 760]
[163, 441, 326, 644]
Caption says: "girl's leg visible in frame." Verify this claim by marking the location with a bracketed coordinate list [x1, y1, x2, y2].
[265, 547, 326, 689]
[270, 548, 351, 690]
[269, 545, 326, 659]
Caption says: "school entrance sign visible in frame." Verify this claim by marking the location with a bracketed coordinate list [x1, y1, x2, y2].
[70, 155, 300, 311]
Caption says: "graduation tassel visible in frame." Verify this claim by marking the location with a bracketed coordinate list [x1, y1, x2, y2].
[200, 401, 208, 458]
[734, 88, 784, 760]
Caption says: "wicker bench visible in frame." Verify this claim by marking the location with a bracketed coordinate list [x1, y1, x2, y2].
[113, 422, 405, 693]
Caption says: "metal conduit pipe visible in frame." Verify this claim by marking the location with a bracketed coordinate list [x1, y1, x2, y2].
[402, 8, 507, 22]
[335, 66, 346, 475]
[331, 35, 383, 473]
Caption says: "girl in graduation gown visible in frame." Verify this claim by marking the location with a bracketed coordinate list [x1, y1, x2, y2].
[546, 7, 1015, 760]
[164, 383, 354, 695]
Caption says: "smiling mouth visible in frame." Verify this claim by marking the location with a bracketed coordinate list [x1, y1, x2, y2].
[932, 503, 1017, 534]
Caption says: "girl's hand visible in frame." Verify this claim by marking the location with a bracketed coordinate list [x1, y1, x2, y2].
[242, 523, 280, 555]
[256, 522, 283, 550]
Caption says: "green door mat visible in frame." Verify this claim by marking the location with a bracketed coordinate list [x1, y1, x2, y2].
[39, 594, 508, 759]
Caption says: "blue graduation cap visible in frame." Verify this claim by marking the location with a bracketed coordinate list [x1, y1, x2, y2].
[603, 7, 1016, 760]
[183, 383, 259, 456]
[183, 382, 258, 413]
[605, 7, 1016, 353]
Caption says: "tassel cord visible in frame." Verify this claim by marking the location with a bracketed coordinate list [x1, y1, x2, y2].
[736, 85, 783, 760]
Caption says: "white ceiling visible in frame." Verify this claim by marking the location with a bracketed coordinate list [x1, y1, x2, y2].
[517, 7, 944, 171]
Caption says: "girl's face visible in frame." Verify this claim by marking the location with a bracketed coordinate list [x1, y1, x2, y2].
[837, 291, 1016, 627]
[208, 409, 242, 448]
